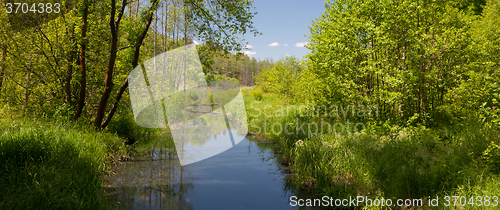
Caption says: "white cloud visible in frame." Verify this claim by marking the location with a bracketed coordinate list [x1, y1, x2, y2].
[295, 42, 307, 47]
[243, 51, 257, 56]
[268, 42, 279, 47]
[284, 44, 288, 46]
[193, 40, 200, 45]
[245, 44, 253, 48]
[286, 54, 289, 56]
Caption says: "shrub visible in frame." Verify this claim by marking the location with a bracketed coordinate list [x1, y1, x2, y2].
[251, 88, 264, 101]
[106, 102, 160, 143]
[205, 72, 240, 86]
[255, 56, 304, 98]
[482, 141, 500, 173]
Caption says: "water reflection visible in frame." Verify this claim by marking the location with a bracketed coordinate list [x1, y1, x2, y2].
[107, 134, 317, 210]
[110, 143, 194, 210]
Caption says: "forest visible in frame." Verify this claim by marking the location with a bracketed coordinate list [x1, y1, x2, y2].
[1, 0, 500, 209]
[0, 0, 274, 127]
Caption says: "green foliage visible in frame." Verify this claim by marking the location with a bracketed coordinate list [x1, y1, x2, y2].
[188, 90, 200, 101]
[0, 117, 126, 209]
[186, 0, 261, 52]
[255, 56, 304, 98]
[2, 0, 75, 32]
[205, 72, 240, 85]
[299, 0, 490, 127]
[105, 101, 161, 143]
[197, 44, 214, 74]
[441, 174, 500, 209]
[246, 91, 500, 207]
[471, 0, 500, 62]
[251, 88, 263, 101]
[247, 0, 497, 129]
[482, 141, 500, 173]
[479, 79, 500, 127]
[196, 44, 272, 86]
[0, 0, 260, 130]
[289, 67, 325, 105]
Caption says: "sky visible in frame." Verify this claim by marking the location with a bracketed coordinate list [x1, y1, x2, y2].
[240, 0, 326, 61]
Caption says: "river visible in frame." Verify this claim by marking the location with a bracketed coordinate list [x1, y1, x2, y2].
[106, 133, 316, 210]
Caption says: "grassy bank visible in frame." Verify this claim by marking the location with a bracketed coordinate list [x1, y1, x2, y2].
[0, 116, 127, 209]
[242, 88, 500, 209]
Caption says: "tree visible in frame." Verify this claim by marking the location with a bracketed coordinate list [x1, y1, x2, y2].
[99, 0, 160, 129]
[74, 0, 89, 121]
[94, 0, 158, 129]
[0, 0, 260, 129]
[256, 56, 303, 98]
[96, 0, 260, 129]
[305, 0, 478, 126]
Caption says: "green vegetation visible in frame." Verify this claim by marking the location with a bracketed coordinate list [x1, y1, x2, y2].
[0, 0, 259, 129]
[0, 0, 259, 208]
[197, 44, 274, 87]
[205, 72, 241, 86]
[245, 88, 500, 209]
[248, 0, 500, 208]
[2, 0, 500, 208]
[251, 88, 264, 101]
[0, 117, 127, 209]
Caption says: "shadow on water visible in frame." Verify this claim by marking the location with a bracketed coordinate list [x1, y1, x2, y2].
[106, 132, 318, 210]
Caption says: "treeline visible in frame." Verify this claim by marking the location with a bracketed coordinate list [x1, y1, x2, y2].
[0, 0, 259, 129]
[257, 0, 500, 128]
[197, 44, 274, 87]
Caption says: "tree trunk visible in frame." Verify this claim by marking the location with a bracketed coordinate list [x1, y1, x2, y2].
[24, 70, 30, 109]
[94, 0, 127, 128]
[136, 0, 139, 18]
[100, 0, 158, 129]
[183, 5, 187, 92]
[0, 48, 5, 95]
[74, 1, 89, 121]
[64, 23, 76, 104]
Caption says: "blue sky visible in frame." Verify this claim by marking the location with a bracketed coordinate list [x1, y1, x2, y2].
[240, 0, 326, 61]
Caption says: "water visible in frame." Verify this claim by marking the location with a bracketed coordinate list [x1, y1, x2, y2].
[107, 135, 314, 210]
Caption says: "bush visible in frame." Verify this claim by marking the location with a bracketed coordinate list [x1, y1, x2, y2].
[205, 72, 240, 86]
[482, 141, 500, 173]
[255, 56, 304, 98]
[251, 88, 263, 101]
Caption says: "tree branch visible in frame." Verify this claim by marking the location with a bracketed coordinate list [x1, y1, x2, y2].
[116, 43, 144, 53]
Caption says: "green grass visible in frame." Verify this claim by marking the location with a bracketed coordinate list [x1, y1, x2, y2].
[243, 88, 500, 209]
[0, 116, 127, 209]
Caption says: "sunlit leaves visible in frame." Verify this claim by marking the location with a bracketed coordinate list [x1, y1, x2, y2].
[303, 0, 493, 126]
[185, 0, 260, 52]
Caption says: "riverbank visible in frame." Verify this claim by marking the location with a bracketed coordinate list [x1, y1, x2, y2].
[242, 88, 500, 209]
[0, 116, 128, 209]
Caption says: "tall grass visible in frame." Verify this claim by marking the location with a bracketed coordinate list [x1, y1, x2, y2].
[105, 100, 162, 144]
[243, 88, 500, 209]
[0, 116, 127, 209]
